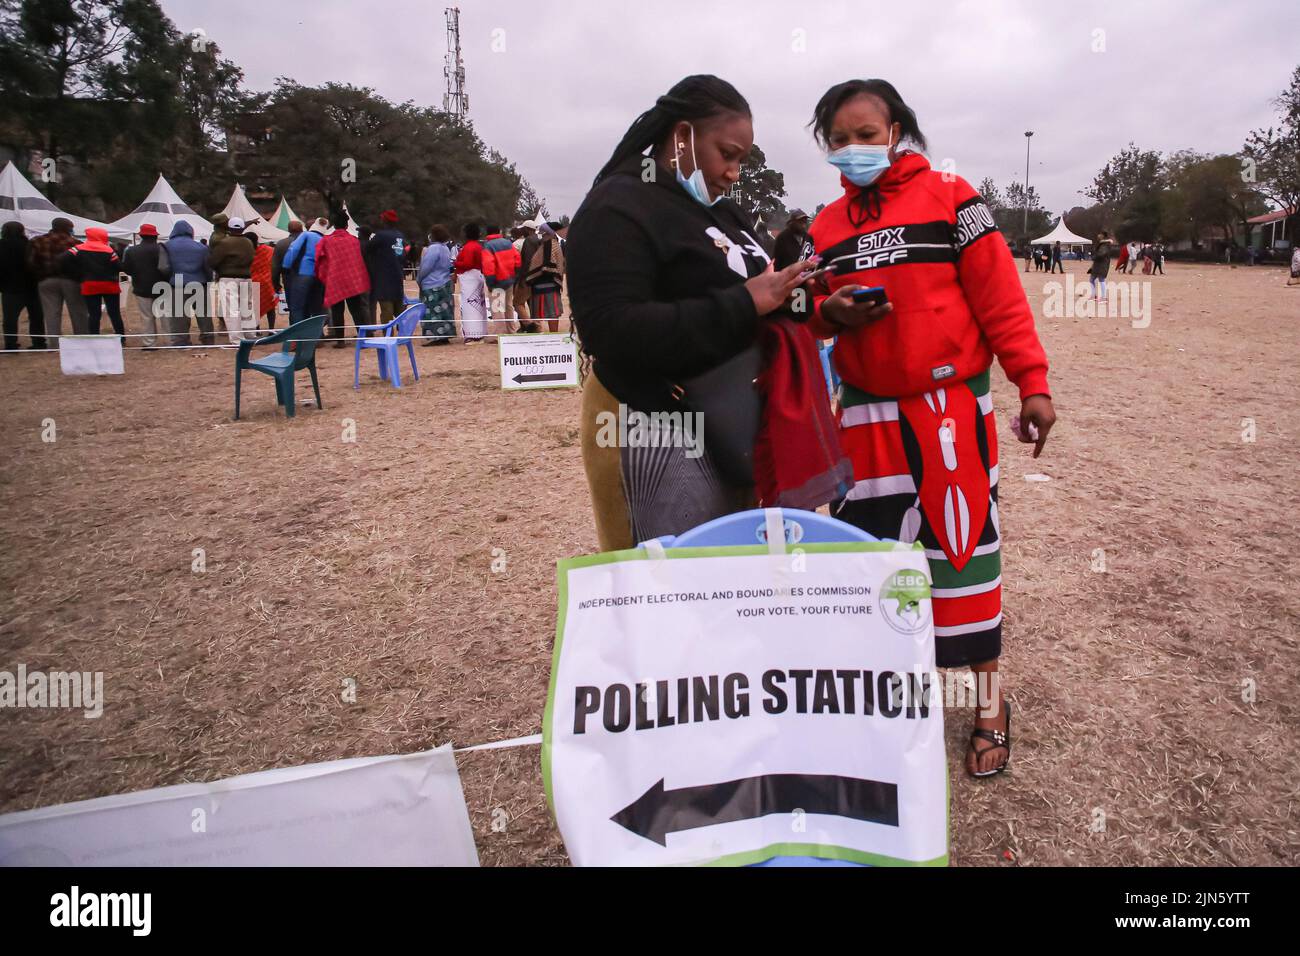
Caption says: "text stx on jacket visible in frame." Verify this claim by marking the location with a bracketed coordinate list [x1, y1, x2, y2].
[808, 152, 1050, 401]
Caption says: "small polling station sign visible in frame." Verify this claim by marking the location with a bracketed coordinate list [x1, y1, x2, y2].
[59, 335, 124, 376]
[543, 540, 949, 867]
[498, 332, 579, 390]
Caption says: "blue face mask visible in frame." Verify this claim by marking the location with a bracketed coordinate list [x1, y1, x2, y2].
[827, 130, 895, 187]
[675, 124, 722, 207]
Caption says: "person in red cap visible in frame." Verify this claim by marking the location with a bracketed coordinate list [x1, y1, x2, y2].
[122, 224, 167, 348]
[365, 210, 408, 326]
[67, 227, 125, 341]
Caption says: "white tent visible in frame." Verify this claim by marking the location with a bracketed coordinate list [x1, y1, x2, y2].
[219, 184, 287, 242]
[0, 161, 127, 238]
[271, 196, 302, 232]
[1033, 213, 1092, 246]
[107, 174, 212, 241]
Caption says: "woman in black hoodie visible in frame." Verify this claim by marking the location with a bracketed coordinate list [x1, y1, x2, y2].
[0, 221, 45, 349]
[568, 75, 812, 549]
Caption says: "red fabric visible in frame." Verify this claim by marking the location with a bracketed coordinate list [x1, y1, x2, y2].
[453, 240, 484, 274]
[753, 318, 853, 509]
[481, 235, 521, 283]
[314, 230, 370, 307]
[251, 245, 276, 315]
[897, 387, 989, 572]
[70, 229, 120, 293]
[809, 152, 1050, 402]
[75, 228, 112, 254]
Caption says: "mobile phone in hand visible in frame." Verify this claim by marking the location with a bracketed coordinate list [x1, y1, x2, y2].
[851, 286, 889, 308]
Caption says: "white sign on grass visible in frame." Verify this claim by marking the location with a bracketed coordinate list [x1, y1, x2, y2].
[0, 745, 478, 866]
[59, 335, 124, 376]
[499, 332, 578, 390]
[544, 542, 948, 867]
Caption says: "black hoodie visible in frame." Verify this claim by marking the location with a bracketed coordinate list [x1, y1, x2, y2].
[567, 156, 773, 413]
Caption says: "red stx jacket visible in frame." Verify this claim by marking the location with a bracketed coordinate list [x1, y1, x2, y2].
[807, 152, 1050, 401]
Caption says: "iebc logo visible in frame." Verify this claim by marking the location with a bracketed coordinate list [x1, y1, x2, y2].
[878, 569, 932, 635]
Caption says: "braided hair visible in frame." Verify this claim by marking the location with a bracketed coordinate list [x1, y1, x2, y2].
[592, 75, 751, 186]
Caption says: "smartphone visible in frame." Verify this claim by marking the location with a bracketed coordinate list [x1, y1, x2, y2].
[852, 286, 889, 308]
[798, 266, 833, 283]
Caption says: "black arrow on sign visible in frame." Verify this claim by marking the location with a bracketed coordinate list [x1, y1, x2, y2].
[611, 773, 899, 846]
[513, 372, 567, 384]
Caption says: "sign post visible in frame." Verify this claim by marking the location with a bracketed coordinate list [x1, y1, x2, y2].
[544, 542, 948, 867]
[498, 332, 579, 390]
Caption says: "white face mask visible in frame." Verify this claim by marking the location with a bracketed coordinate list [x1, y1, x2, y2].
[675, 124, 722, 207]
[826, 129, 896, 187]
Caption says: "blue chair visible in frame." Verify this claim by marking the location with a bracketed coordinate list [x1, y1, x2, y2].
[639, 507, 876, 867]
[233, 314, 327, 420]
[354, 302, 425, 389]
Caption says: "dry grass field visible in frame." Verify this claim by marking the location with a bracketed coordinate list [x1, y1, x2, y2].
[1, 261, 1297, 866]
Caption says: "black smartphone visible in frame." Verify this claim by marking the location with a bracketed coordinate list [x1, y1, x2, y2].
[851, 286, 889, 308]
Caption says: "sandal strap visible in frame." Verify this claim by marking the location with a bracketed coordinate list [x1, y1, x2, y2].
[969, 727, 1009, 750]
[969, 699, 1012, 752]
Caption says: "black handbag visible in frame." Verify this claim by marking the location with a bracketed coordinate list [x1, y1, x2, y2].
[672, 341, 764, 487]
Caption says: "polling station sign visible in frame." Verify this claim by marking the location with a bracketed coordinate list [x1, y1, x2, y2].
[498, 333, 579, 390]
[543, 542, 948, 867]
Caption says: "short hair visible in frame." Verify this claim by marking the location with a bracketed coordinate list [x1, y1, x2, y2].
[464, 223, 482, 241]
[430, 224, 451, 243]
[330, 210, 349, 229]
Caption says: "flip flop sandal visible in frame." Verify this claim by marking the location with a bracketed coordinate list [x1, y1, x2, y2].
[967, 699, 1012, 778]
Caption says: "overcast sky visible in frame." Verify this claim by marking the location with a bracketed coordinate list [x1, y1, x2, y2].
[163, 0, 1299, 219]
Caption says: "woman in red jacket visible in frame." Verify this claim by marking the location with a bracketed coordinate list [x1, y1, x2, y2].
[67, 227, 125, 341]
[803, 79, 1057, 778]
[453, 224, 488, 343]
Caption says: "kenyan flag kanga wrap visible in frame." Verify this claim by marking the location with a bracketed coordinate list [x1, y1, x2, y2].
[834, 370, 1002, 669]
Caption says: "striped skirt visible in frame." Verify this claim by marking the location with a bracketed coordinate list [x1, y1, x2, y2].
[530, 286, 563, 320]
[834, 370, 1002, 668]
[620, 414, 749, 544]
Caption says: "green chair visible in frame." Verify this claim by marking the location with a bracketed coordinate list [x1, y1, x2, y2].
[233, 314, 327, 420]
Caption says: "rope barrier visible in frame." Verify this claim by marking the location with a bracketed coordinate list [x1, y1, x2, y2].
[0, 319, 565, 354]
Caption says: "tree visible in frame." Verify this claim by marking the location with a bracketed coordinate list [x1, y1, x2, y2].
[0, 0, 174, 205]
[1084, 143, 1165, 240]
[164, 36, 251, 211]
[1164, 151, 1267, 247]
[730, 144, 787, 228]
[977, 176, 1003, 209]
[1243, 65, 1300, 244]
[1067, 205, 1107, 243]
[246, 82, 538, 239]
[996, 181, 1050, 241]
[516, 180, 547, 223]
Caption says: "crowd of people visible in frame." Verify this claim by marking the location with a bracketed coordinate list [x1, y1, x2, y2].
[1114, 239, 1165, 275]
[0, 208, 572, 351]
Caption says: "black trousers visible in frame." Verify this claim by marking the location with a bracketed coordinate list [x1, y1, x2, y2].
[2, 290, 46, 349]
[85, 293, 125, 338]
[330, 294, 370, 338]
